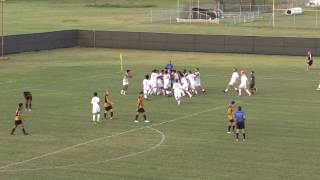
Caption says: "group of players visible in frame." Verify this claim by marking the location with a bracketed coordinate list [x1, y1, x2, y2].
[142, 67, 206, 105]
[224, 68, 257, 96]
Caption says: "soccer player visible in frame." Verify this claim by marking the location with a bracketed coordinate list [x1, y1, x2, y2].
[187, 70, 197, 95]
[11, 103, 28, 135]
[23, 91, 32, 111]
[226, 101, 236, 134]
[224, 68, 239, 93]
[157, 70, 164, 95]
[163, 70, 171, 96]
[234, 106, 246, 142]
[307, 50, 313, 71]
[103, 90, 114, 120]
[194, 68, 206, 94]
[165, 60, 174, 71]
[173, 80, 183, 105]
[121, 69, 132, 95]
[91, 92, 101, 123]
[150, 69, 159, 95]
[249, 71, 257, 94]
[238, 70, 252, 97]
[180, 72, 192, 98]
[135, 91, 149, 123]
[143, 75, 152, 100]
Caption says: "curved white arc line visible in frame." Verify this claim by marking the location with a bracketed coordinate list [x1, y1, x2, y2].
[0, 105, 225, 172]
[0, 126, 146, 170]
[0, 127, 166, 172]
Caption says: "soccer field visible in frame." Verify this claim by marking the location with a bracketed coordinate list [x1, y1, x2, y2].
[0, 48, 319, 180]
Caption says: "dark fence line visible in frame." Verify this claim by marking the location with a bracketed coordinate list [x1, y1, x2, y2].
[3, 30, 78, 54]
[2, 29, 319, 56]
[78, 30, 320, 56]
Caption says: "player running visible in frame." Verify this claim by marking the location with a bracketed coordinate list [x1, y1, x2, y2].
[224, 68, 239, 93]
[238, 70, 252, 97]
[121, 69, 132, 95]
[103, 90, 114, 120]
[226, 101, 236, 134]
[91, 92, 101, 123]
[23, 91, 32, 111]
[234, 106, 246, 142]
[172, 80, 184, 105]
[135, 91, 149, 123]
[11, 103, 29, 135]
[194, 68, 206, 94]
[187, 71, 197, 95]
[307, 50, 313, 71]
[180, 72, 192, 98]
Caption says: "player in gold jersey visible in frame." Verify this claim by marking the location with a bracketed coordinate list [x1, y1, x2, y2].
[11, 103, 28, 135]
[226, 101, 236, 134]
[104, 90, 114, 120]
[134, 91, 149, 123]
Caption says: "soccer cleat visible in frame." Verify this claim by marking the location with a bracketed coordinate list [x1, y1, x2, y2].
[110, 117, 113, 120]
[134, 120, 139, 123]
[29, 109, 32, 112]
[227, 131, 231, 134]
[243, 139, 246, 142]
[144, 120, 150, 123]
[236, 139, 239, 142]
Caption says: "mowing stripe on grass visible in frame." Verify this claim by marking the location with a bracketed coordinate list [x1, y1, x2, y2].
[0, 104, 226, 172]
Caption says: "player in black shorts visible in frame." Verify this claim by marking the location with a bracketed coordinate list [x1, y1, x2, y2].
[11, 103, 29, 135]
[249, 71, 257, 94]
[307, 50, 313, 71]
[24, 91, 32, 111]
[134, 91, 149, 123]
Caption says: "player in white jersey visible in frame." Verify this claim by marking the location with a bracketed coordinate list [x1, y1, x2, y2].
[143, 75, 152, 100]
[224, 68, 239, 93]
[187, 71, 197, 94]
[121, 69, 132, 95]
[194, 68, 206, 94]
[238, 71, 252, 96]
[172, 80, 183, 105]
[150, 69, 159, 95]
[180, 72, 192, 98]
[163, 70, 171, 96]
[157, 70, 164, 95]
[91, 92, 101, 123]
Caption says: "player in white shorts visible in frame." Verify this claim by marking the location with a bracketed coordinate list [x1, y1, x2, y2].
[238, 70, 252, 97]
[157, 70, 164, 95]
[187, 71, 197, 94]
[224, 68, 239, 93]
[143, 75, 152, 100]
[163, 70, 171, 96]
[121, 69, 132, 95]
[91, 92, 101, 123]
[173, 80, 183, 105]
[180, 72, 192, 98]
[194, 68, 206, 94]
[150, 69, 159, 95]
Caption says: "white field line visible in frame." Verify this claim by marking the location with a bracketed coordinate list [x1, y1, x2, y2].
[0, 105, 226, 172]
[0, 126, 166, 172]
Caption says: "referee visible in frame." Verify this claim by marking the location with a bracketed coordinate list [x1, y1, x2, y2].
[234, 106, 246, 142]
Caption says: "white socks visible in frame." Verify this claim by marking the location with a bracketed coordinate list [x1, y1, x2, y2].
[92, 114, 101, 122]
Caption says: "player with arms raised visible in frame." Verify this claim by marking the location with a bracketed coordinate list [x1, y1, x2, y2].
[121, 69, 132, 95]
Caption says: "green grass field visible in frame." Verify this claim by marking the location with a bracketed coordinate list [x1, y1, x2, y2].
[0, 48, 320, 180]
[3, 0, 320, 37]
